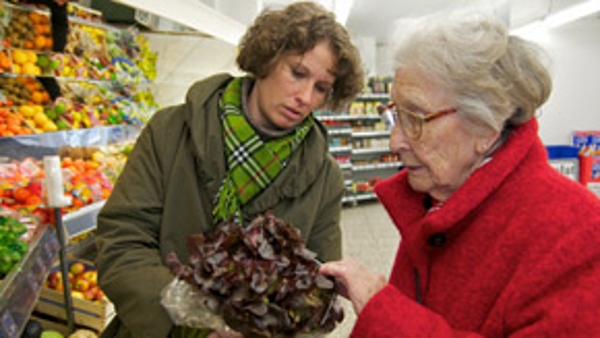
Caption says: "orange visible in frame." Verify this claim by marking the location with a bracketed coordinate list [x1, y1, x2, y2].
[31, 91, 44, 104]
[0, 56, 11, 70]
[25, 195, 42, 206]
[13, 187, 31, 203]
[34, 36, 46, 50]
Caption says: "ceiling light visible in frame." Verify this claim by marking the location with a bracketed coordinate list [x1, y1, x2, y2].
[512, 0, 600, 39]
[114, 0, 246, 45]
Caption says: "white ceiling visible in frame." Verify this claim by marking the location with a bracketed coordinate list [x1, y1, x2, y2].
[261, 0, 593, 44]
[120, 0, 598, 46]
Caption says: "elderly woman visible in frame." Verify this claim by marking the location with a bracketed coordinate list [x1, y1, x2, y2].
[320, 12, 600, 336]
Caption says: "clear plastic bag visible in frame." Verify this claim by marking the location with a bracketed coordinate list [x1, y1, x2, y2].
[160, 278, 227, 331]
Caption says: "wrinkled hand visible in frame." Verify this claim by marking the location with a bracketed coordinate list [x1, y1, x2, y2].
[319, 258, 387, 314]
[207, 329, 244, 338]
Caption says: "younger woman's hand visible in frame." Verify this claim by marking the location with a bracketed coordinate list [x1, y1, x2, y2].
[319, 258, 387, 314]
[207, 329, 243, 338]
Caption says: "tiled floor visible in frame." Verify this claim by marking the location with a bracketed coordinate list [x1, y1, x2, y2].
[327, 201, 400, 337]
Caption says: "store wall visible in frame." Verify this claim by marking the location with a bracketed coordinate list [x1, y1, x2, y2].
[145, 33, 241, 108]
[536, 18, 600, 145]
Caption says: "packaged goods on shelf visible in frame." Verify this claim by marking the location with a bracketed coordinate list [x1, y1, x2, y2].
[546, 145, 580, 182]
[320, 85, 398, 204]
[572, 131, 600, 196]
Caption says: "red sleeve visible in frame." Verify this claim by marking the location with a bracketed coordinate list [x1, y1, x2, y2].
[351, 285, 482, 338]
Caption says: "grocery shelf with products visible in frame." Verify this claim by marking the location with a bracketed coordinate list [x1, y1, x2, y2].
[0, 0, 158, 336]
[317, 79, 401, 205]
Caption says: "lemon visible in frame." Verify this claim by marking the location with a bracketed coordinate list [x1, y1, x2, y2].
[19, 105, 35, 117]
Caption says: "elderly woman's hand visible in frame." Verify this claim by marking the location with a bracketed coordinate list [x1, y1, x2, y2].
[319, 258, 387, 314]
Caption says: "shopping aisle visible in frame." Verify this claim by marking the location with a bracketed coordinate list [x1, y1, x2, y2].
[328, 202, 400, 337]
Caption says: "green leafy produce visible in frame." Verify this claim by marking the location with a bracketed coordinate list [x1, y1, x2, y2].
[166, 212, 343, 338]
[0, 216, 29, 278]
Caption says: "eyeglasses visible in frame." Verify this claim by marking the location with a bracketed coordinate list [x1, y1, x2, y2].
[391, 104, 458, 140]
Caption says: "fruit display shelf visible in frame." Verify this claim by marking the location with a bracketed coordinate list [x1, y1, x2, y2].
[0, 124, 140, 160]
[63, 201, 104, 239]
[0, 224, 60, 338]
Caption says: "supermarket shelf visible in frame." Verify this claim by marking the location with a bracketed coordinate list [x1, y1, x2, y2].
[352, 131, 391, 138]
[341, 196, 355, 204]
[0, 125, 141, 160]
[63, 201, 106, 239]
[356, 93, 390, 100]
[329, 146, 352, 154]
[354, 193, 378, 201]
[317, 115, 380, 122]
[352, 147, 391, 155]
[337, 163, 352, 170]
[352, 162, 402, 172]
[0, 225, 60, 338]
[341, 192, 380, 206]
[327, 128, 353, 136]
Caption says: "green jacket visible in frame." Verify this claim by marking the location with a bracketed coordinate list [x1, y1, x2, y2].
[95, 74, 344, 337]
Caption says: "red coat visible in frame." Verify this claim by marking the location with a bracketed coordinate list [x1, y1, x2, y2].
[354, 119, 600, 337]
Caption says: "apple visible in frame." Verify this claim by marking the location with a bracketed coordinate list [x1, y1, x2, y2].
[83, 288, 96, 301]
[71, 291, 85, 299]
[54, 282, 64, 292]
[82, 271, 97, 287]
[69, 262, 85, 276]
[74, 277, 90, 292]
[47, 271, 62, 289]
[94, 288, 105, 302]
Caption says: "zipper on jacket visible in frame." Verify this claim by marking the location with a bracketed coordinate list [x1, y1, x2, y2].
[414, 268, 422, 304]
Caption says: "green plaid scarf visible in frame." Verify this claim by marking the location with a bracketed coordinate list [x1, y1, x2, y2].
[213, 77, 314, 224]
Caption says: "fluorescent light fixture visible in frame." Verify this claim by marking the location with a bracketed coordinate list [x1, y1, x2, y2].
[512, 0, 600, 39]
[545, 0, 600, 28]
[113, 0, 246, 45]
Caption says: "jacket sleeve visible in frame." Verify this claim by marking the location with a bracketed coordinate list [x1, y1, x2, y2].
[306, 156, 344, 262]
[353, 226, 600, 337]
[95, 113, 175, 338]
[353, 285, 483, 337]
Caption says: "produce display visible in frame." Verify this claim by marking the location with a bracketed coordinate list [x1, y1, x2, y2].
[0, 142, 135, 221]
[45, 260, 105, 302]
[0, 215, 28, 277]
[0, 1, 160, 136]
[165, 212, 343, 337]
[0, 2, 153, 336]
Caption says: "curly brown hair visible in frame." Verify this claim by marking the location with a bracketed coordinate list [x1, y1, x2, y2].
[236, 2, 364, 110]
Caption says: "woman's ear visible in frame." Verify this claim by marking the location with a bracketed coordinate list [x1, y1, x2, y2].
[476, 132, 501, 155]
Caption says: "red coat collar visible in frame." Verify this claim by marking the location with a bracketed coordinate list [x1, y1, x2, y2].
[375, 119, 544, 242]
